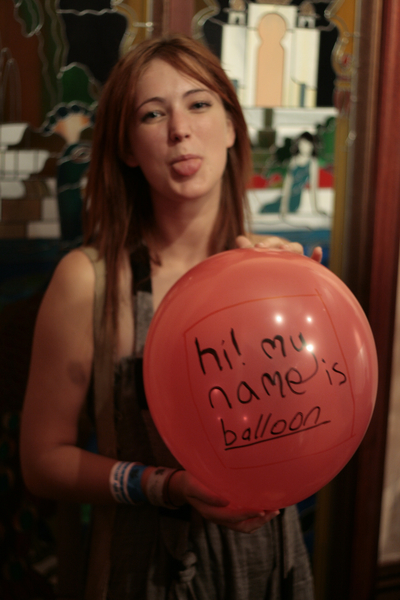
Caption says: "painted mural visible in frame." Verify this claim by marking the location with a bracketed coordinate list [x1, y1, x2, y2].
[0, 1, 357, 255]
[194, 1, 343, 259]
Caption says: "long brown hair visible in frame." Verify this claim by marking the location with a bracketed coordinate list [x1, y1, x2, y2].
[83, 34, 253, 328]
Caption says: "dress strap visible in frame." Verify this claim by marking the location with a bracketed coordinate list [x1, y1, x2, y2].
[130, 245, 154, 357]
[129, 247, 182, 470]
[130, 246, 154, 411]
[78, 246, 116, 600]
[80, 246, 117, 458]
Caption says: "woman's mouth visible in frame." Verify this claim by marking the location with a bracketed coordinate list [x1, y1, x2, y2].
[170, 155, 202, 177]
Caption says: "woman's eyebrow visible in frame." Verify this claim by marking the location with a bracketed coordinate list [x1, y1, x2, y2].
[136, 96, 164, 111]
[136, 88, 211, 111]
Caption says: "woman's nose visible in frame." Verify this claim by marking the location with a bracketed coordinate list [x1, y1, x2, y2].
[169, 110, 191, 142]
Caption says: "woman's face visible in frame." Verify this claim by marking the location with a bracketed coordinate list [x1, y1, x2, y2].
[125, 58, 235, 209]
[298, 137, 314, 157]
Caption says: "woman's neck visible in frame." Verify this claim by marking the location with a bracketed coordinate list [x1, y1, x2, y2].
[294, 153, 312, 166]
[149, 195, 219, 271]
[148, 199, 220, 312]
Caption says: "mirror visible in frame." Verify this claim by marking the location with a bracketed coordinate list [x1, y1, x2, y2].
[0, 1, 367, 597]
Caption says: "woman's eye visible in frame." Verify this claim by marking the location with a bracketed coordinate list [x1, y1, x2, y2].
[192, 101, 211, 110]
[142, 110, 163, 122]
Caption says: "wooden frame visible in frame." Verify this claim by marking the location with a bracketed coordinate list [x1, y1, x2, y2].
[355, 0, 400, 596]
[313, 0, 400, 598]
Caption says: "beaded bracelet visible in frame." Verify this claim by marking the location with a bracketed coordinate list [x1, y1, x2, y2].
[146, 467, 182, 509]
[109, 461, 147, 505]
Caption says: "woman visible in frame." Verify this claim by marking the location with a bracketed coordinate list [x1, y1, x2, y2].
[20, 35, 318, 599]
[260, 132, 322, 217]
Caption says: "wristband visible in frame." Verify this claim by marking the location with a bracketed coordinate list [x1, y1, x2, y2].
[162, 468, 182, 508]
[146, 467, 182, 509]
[109, 461, 147, 504]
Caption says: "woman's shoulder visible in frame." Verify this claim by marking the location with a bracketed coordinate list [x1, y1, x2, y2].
[31, 248, 98, 353]
[56, 246, 96, 278]
[45, 247, 97, 306]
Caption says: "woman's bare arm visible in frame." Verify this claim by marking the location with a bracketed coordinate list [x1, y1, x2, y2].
[20, 250, 116, 504]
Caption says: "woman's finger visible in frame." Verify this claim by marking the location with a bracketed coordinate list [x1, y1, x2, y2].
[310, 246, 323, 263]
[235, 235, 253, 249]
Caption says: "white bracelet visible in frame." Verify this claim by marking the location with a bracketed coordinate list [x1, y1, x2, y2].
[145, 467, 181, 509]
[109, 461, 147, 505]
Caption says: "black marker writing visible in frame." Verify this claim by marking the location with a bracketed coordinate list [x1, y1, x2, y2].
[261, 335, 286, 359]
[220, 406, 330, 450]
[196, 328, 242, 375]
[237, 381, 260, 404]
[196, 338, 222, 374]
[262, 371, 285, 398]
[209, 386, 232, 409]
[332, 362, 347, 385]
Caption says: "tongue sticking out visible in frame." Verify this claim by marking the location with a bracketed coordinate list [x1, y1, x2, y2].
[171, 158, 202, 177]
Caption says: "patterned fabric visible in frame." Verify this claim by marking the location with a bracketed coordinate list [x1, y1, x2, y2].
[260, 162, 311, 214]
[87, 247, 314, 600]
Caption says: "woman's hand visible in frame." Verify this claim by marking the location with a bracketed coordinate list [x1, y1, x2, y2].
[236, 234, 323, 263]
[168, 470, 279, 534]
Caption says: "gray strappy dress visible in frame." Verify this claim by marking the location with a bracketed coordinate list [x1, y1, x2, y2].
[82, 247, 314, 600]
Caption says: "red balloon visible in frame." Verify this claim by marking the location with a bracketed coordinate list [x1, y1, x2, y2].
[143, 249, 378, 510]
